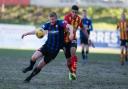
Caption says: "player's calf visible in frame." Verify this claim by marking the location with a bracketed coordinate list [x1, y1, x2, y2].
[81, 49, 85, 60]
[24, 67, 41, 83]
[22, 60, 36, 73]
[120, 52, 125, 65]
[88, 40, 95, 48]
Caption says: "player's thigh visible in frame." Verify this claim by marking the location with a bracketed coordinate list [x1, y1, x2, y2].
[63, 43, 71, 59]
[81, 43, 87, 49]
[80, 36, 88, 44]
[31, 50, 43, 60]
[43, 52, 59, 64]
[81, 43, 84, 48]
[120, 40, 126, 46]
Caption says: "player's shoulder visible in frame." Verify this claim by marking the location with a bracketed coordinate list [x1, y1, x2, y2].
[41, 21, 50, 28]
[57, 19, 66, 24]
[87, 18, 92, 23]
[84, 17, 91, 21]
[57, 19, 64, 22]
[87, 17, 92, 21]
[45, 21, 51, 25]
[65, 13, 71, 16]
[64, 13, 72, 18]
[45, 21, 52, 26]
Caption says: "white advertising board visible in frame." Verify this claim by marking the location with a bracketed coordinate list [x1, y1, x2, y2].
[30, 0, 128, 8]
[0, 24, 47, 49]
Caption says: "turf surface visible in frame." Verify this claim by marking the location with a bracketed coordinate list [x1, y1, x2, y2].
[0, 49, 128, 89]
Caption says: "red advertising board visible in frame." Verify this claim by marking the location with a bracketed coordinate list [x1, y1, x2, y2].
[0, 0, 29, 6]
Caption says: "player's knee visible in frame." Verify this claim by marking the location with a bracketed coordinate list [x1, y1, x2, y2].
[71, 48, 76, 55]
[31, 55, 38, 61]
[82, 49, 84, 53]
[71, 52, 76, 56]
[65, 52, 71, 58]
[86, 50, 89, 54]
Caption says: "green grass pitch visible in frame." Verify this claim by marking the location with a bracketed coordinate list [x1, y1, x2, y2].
[0, 49, 128, 89]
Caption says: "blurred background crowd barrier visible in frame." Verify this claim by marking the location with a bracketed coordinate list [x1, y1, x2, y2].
[0, 0, 128, 7]
[0, 0, 127, 49]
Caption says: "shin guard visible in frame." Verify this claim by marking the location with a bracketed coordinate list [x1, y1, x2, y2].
[70, 55, 77, 73]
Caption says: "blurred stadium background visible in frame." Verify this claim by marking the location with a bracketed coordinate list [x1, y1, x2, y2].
[0, 0, 128, 53]
[0, 0, 128, 89]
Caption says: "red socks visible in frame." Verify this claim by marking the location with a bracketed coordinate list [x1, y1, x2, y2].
[68, 55, 77, 73]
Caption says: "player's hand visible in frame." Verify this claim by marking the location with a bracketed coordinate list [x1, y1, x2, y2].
[21, 33, 27, 39]
[69, 33, 74, 40]
[88, 40, 95, 48]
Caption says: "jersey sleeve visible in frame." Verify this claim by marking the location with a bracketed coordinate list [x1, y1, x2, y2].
[41, 23, 49, 30]
[79, 19, 84, 29]
[59, 20, 67, 30]
[89, 19, 93, 31]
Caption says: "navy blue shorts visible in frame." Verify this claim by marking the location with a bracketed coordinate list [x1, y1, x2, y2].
[80, 36, 88, 44]
[38, 44, 59, 64]
[120, 40, 128, 46]
[80, 30, 90, 45]
[63, 40, 77, 58]
[63, 42, 71, 58]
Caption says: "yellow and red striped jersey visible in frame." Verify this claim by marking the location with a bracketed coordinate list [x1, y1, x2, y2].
[64, 13, 83, 43]
[117, 20, 128, 40]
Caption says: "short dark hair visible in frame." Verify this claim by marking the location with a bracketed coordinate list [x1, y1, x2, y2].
[71, 5, 79, 11]
[49, 12, 57, 18]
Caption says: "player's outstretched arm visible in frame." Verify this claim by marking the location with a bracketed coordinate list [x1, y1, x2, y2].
[66, 24, 74, 40]
[82, 28, 89, 38]
[21, 30, 35, 39]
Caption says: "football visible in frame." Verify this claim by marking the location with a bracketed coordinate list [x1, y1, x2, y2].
[35, 28, 45, 38]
